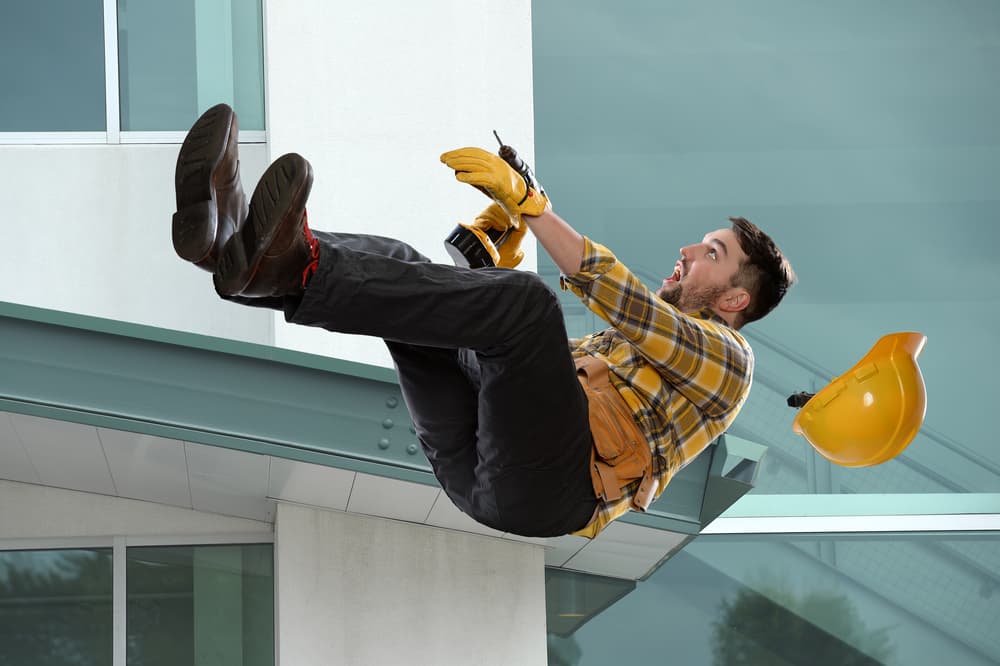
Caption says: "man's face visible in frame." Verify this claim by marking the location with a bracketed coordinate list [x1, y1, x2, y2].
[656, 228, 749, 313]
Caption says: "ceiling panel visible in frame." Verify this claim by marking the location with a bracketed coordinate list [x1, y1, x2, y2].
[185, 442, 274, 522]
[0, 412, 40, 484]
[502, 532, 593, 568]
[268, 457, 355, 511]
[347, 472, 439, 523]
[99, 428, 191, 508]
[9, 412, 115, 495]
[424, 493, 506, 538]
[563, 521, 691, 580]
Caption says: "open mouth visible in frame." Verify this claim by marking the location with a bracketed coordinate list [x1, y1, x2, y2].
[663, 263, 682, 285]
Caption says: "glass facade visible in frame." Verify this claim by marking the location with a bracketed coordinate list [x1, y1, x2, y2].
[118, 0, 266, 131]
[0, 548, 114, 665]
[0, 0, 265, 135]
[0, 0, 107, 131]
[0, 544, 272, 666]
[546, 533, 1000, 665]
[127, 544, 274, 666]
[532, 0, 1000, 496]
[535, 2, 999, 664]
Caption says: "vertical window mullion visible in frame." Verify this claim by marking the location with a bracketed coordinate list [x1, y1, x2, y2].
[114, 536, 127, 666]
[104, 0, 121, 144]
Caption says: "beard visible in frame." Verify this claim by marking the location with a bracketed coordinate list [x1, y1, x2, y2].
[656, 281, 729, 313]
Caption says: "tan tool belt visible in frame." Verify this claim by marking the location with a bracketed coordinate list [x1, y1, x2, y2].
[575, 356, 659, 512]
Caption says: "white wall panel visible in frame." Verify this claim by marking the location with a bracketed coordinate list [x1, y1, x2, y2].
[0, 144, 273, 345]
[275, 503, 546, 666]
[264, 0, 537, 367]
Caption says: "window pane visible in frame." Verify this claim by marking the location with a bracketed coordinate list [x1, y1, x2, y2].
[0, 0, 106, 131]
[117, 0, 266, 131]
[546, 533, 1000, 665]
[0, 548, 113, 665]
[127, 544, 273, 666]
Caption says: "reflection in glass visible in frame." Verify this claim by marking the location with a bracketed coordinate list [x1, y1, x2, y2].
[0, 0, 106, 131]
[126, 543, 273, 666]
[0, 548, 113, 665]
[545, 533, 1000, 665]
[532, 0, 1000, 495]
[711, 581, 893, 665]
[117, 0, 265, 131]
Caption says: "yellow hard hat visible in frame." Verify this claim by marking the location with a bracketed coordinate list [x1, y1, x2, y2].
[792, 332, 927, 467]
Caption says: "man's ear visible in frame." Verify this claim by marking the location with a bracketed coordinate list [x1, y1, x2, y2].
[718, 288, 750, 314]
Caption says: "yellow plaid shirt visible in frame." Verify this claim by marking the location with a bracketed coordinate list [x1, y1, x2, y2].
[561, 238, 754, 538]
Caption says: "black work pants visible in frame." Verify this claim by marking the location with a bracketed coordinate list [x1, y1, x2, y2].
[229, 231, 598, 537]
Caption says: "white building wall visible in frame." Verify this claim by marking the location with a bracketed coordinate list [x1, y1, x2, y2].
[264, 0, 537, 367]
[0, 145, 274, 345]
[275, 503, 546, 666]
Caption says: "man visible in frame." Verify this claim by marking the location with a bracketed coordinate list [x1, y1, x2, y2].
[172, 104, 795, 538]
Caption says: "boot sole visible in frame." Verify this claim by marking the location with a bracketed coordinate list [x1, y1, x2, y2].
[172, 103, 236, 264]
[214, 153, 313, 296]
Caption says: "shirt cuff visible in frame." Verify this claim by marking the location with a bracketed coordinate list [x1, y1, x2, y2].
[559, 237, 618, 292]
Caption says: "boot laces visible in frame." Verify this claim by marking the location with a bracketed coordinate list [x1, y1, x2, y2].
[301, 210, 320, 288]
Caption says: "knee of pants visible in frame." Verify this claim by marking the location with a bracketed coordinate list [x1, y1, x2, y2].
[505, 271, 562, 325]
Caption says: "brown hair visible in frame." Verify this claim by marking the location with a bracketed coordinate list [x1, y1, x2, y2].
[728, 217, 796, 328]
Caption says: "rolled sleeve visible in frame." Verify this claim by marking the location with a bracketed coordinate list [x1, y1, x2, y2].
[560, 237, 618, 296]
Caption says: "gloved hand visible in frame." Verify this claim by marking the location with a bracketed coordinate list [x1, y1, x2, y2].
[441, 147, 550, 222]
[468, 203, 527, 268]
[450, 203, 528, 269]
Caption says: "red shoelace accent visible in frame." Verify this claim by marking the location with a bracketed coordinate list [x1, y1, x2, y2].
[301, 209, 320, 288]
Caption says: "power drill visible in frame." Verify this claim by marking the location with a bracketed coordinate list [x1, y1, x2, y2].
[443, 131, 545, 268]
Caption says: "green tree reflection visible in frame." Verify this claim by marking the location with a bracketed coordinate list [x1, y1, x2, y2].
[0, 550, 113, 666]
[711, 585, 895, 666]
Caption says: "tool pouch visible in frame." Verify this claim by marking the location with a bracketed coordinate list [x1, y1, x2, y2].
[575, 356, 659, 512]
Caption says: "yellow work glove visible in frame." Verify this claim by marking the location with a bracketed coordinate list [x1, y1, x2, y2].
[464, 203, 527, 268]
[449, 203, 527, 269]
[440, 147, 550, 223]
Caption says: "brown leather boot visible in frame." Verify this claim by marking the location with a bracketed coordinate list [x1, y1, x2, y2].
[213, 153, 315, 297]
[172, 103, 247, 272]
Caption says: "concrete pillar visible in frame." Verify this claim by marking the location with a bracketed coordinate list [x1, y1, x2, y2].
[275, 503, 547, 666]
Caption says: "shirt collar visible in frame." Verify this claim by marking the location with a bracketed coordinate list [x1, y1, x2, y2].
[694, 307, 731, 327]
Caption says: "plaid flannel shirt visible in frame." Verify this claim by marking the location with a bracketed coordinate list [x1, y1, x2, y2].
[561, 238, 754, 538]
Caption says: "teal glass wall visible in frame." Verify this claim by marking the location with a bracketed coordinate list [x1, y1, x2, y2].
[546, 533, 1000, 665]
[0, 545, 272, 665]
[532, 1, 1000, 495]
[118, 0, 266, 131]
[0, 0, 265, 134]
[0, 548, 113, 665]
[0, 0, 106, 131]
[127, 544, 274, 666]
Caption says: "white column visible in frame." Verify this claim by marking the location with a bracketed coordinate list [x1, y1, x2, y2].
[275, 504, 547, 666]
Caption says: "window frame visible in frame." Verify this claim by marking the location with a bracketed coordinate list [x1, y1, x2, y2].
[0, 533, 275, 666]
[0, 0, 266, 145]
